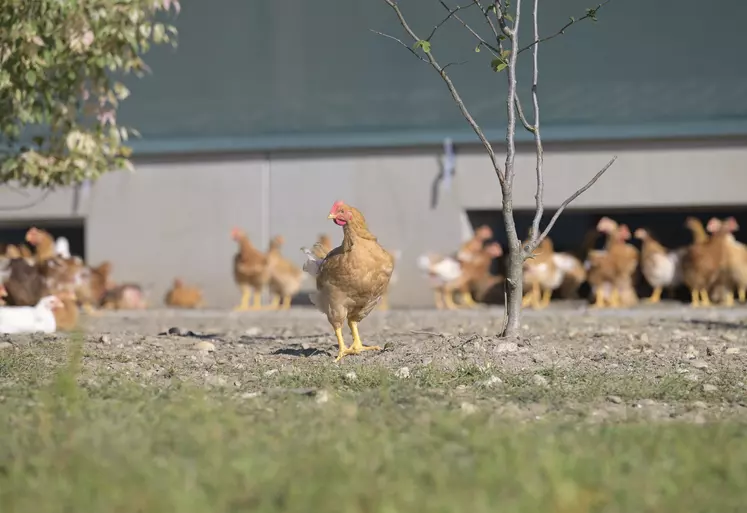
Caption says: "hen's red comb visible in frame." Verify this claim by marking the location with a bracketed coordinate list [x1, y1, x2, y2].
[330, 200, 345, 213]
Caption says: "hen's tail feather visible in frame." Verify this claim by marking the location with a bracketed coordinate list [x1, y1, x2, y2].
[300, 246, 323, 277]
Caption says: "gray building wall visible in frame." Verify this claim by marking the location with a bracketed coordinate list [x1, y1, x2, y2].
[1, 138, 746, 308]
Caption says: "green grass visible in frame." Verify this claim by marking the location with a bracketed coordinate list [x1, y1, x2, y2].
[0, 337, 745, 513]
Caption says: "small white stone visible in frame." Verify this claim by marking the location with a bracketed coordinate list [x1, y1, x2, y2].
[263, 369, 278, 377]
[315, 390, 330, 404]
[495, 342, 518, 353]
[483, 375, 503, 387]
[702, 384, 718, 393]
[726, 347, 741, 355]
[532, 374, 549, 387]
[194, 341, 215, 353]
[395, 367, 410, 379]
[460, 402, 477, 415]
[343, 371, 358, 382]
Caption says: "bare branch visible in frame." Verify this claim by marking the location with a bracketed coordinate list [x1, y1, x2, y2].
[502, 0, 521, 189]
[527, 156, 618, 253]
[471, 0, 499, 39]
[369, 30, 427, 63]
[378, 0, 506, 186]
[442, 61, 468, 70]
[428, 2, 475, 41]
[494, 0, 513, 37]
[528, 0, 544, 247]
[514, 96, 534, 132]
[517, 0, 612, 56]
[439, 1, 500, 56]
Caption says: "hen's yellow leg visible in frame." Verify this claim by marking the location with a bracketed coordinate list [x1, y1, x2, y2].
[591, 288, 606, 308]
[539, 288, 552, 308]
[531, 282, 542, 308]
[689, 289, 700, 307]
[348, 320, 382, 354]
[700, 288, 712, 306]
[267, 294, 281, 310]
[521, 283, 535, 307]
[460, 291, 477, 308]
[610, 288, 621, 307]
[281, 295, 292, 309]
[233, 286, 251, 311]
[722, 291, 735, 307]
[521, 292, 533, 307]
[646, 286, 662, 304]
[443, 290, 457, 310]
[250, 288, 263, 310]
[333, 327, 348, 362]
[739, 287, 746, 303]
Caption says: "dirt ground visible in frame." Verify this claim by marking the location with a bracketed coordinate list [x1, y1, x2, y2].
[3, 300, 746, 422]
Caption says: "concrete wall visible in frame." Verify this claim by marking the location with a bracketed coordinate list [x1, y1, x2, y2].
[1, 138, 746, 308]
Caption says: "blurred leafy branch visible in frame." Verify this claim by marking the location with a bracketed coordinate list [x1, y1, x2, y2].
[0, 0, 180, 188]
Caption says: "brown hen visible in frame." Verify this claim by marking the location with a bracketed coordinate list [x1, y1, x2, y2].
[231, 227, 270, 310]
[301, 201, 394, 362]
[266, 235, 306, 309]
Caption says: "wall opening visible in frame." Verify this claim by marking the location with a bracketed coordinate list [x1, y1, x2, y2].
[0, 219, 85, 260]
[467, 205, 747, 301]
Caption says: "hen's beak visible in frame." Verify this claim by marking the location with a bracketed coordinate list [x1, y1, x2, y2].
[327, 213, 336, 220]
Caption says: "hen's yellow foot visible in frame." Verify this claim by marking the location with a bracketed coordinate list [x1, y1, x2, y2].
[460, 291, 477, 308]
[645, 286, 662, 304]
[234, 288, 252, 311]
[699, 289, 712, 307]
[689, 289, 701, 308]
[739, 288, 746, 303]
[591, 289, 606, 308]
[334, 320, 382, 361]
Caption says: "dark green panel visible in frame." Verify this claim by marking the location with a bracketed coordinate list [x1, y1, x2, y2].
[118, 0, 747, 153]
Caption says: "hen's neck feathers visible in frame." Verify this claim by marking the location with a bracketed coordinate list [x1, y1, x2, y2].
[341, 210, 377, 251]
[238, 236, 258, 256]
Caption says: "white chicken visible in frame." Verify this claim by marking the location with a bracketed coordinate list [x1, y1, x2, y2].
[54, 237, 72, 259]
[417, 253, 462, 309]
[0, 295, 63, 334]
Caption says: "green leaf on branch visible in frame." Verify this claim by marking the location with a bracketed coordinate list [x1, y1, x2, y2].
[25, 70, 36, 86]
[413, 40, 431, 53]
[475, 45, 481, 53]
[504, 13, 514, 22]
[491, 58, 508, 72]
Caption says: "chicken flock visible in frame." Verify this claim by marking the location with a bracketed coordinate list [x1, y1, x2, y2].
[0, 227, 148, 333]
[418, 215, 747, 310]
[2, 209, 746, 348]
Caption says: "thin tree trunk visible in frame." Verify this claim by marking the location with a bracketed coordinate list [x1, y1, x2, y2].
[501, 192, 523, 337]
